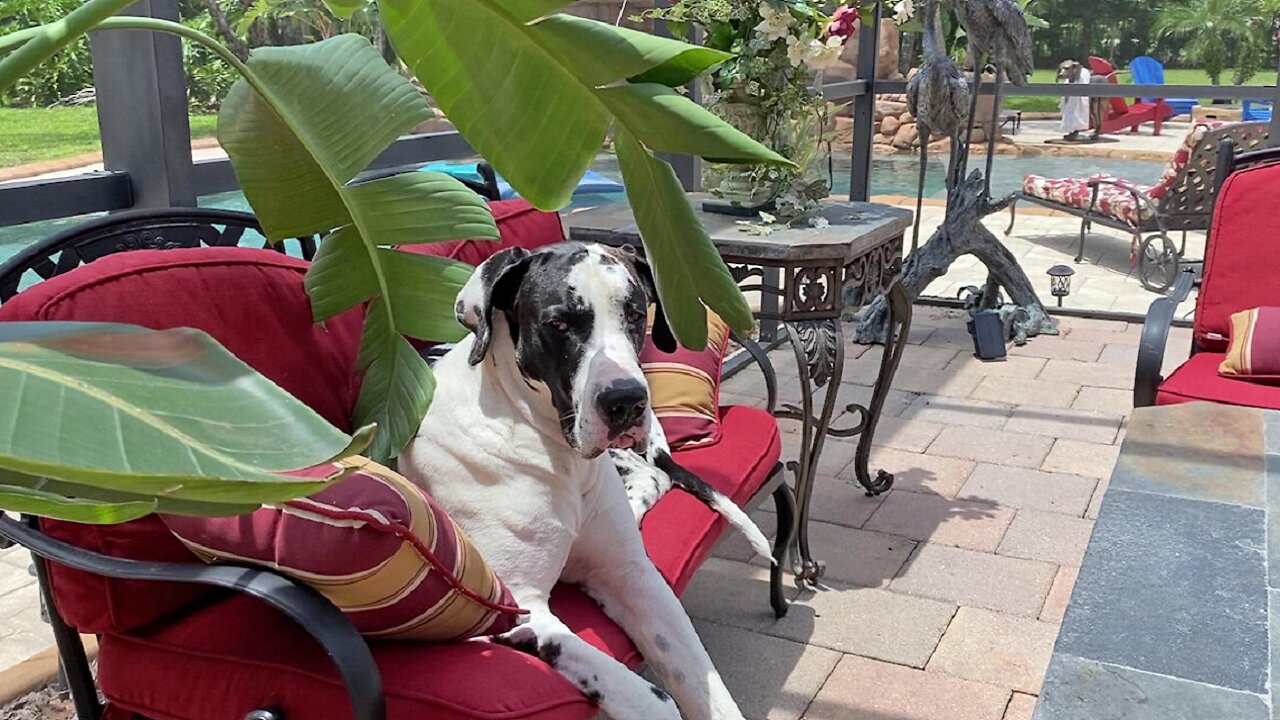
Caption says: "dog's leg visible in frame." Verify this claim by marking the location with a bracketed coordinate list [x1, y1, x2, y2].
[568, 485, 747, 720]
[496, 593, 682, 720]
[609, 448, 671, 523]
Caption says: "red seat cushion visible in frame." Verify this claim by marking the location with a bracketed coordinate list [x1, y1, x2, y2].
[98, 587, 622, 720]
[649, 405, 783, 595]
[1157, 352, 1280, 409]
[1195, 162, 1280, 352]
[93, 405, 780, 720]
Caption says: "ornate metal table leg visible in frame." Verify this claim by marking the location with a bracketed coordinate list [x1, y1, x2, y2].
[777, 319, 844, 587]
[850, 278, 912, 496]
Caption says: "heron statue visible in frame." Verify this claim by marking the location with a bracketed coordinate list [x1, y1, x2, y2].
[906, 0, 969, 251]
[947, 0, 1034, 195]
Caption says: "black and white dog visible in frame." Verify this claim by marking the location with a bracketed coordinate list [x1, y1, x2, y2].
[401, 242, 768, 720]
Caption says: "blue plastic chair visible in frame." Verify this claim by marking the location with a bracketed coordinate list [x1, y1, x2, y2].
[1244, 99, 1273, 123]
[1129, 56, 1198, 118]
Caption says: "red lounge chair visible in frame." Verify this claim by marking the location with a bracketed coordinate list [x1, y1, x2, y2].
[1088, 56, 1172, 136]
[0, 202, 792, 720]
[1136, 144, 1280, 408]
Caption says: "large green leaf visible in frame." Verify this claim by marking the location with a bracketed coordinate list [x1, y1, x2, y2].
[0, 484, 156, 525]
[378, 1, 784, 341]
[0, 323, 372, 505]
[218, 34, 500, 461]
[614, 128, 753, 349]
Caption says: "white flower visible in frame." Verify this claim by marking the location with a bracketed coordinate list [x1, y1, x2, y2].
[893, 0, 915, 24]
[755, 3, 793, 43]
[785, 34, 815, 67]
[808, 35, 846, 70]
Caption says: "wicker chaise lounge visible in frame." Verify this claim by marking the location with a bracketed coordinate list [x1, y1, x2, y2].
[1005, 122, 1269, 293]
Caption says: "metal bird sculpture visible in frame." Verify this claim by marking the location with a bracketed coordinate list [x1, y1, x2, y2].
[947, 0, 1035, 195]
[906, 0, 970, 251]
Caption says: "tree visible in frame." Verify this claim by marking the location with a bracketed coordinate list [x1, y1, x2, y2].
[1155, 0, 1257, 85]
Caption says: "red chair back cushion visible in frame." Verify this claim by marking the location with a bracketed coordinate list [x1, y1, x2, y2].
[0, 247, 364, 634]
[1195, 162, 1280, 352]
[1087, 56, 1129, 116]
[400, 199, 565, 264]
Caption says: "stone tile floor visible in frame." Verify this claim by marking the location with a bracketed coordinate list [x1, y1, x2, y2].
[693, 306, 1192, 720]
[0, 306, 1192, 720]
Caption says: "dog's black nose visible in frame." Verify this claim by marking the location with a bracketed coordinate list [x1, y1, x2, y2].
[598, 382, 648, 430]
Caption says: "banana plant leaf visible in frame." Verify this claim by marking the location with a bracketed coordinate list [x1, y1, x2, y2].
[374, 0, 791, 349]
[0, 323, 372, 509]
[217, 34, 496, 461]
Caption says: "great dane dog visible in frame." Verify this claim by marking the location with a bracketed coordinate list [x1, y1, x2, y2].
[401, 242, 769, 720]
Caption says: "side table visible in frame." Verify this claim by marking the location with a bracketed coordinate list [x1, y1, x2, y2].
[567, 198, 914, 586]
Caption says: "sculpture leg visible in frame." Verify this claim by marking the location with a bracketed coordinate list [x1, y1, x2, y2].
[984, 73, 1006, 197]
[959, 71, 984, 183]
[913, 126, 930, 253]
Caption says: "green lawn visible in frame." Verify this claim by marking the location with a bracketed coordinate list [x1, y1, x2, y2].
[1004, 67, 1273, 113]
[0, 106, 217, 168]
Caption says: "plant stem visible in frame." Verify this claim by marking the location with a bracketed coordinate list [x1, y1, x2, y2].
[0, 0, 137, 94]
[95, 17, 254, 80]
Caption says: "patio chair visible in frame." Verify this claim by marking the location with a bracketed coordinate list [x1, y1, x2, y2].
[1087, 56, 1172, 136]
[1128, 56, 1197, 119]
[0, 202, 795, 720]
[1006, 121, 1270, 293]
[1135, 143, 1280, 408]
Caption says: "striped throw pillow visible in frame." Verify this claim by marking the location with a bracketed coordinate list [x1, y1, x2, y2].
[1220, 307, 1280, 382]
[162, 457, 524, 641]
[642, 307, 731, 449]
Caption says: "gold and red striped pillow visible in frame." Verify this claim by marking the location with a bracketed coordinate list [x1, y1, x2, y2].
[162, 457, 524, 641]
[642, 308, 731, 449]
[1220, 307, 1280, 382]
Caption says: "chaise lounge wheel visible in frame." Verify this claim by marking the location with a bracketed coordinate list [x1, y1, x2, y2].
[1138, 233, 1179, 294]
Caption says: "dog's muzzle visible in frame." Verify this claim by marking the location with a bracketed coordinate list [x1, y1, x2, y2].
[597, 380, 649, 450]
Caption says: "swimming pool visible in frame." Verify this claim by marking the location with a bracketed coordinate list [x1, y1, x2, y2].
[0, 151, 1167, 267]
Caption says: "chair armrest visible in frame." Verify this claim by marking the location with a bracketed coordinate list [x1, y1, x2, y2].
[1135, 268, 1195, 408]
[1086, 177, 1161, 217]
[0, 515, 385, 720]
[730, 331, 778, 414]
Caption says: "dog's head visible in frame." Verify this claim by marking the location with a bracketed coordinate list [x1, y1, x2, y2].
[456, 242, 677, 458]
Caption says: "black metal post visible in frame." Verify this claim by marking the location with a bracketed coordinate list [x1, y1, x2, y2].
[1270, 46, 1280, 144]
[848, 3, 882, 202]
[88, 0, 196, 209]
[653, 14, 702, 191]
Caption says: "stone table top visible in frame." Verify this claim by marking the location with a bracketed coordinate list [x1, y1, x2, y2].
[1035, 401, 1277, 719]
[567, 197, 912, 265]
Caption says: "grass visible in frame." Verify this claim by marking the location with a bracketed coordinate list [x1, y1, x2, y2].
[1004, 67, 1273, 113]
[0, 106, 217, 168]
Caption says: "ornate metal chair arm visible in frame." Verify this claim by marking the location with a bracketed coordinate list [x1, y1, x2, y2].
[1135, 268, 1195, 408]
[0, 515, 386, 720]
[730, 331, 778, 415]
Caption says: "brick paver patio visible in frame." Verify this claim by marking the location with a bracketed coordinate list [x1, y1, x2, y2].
[0, 306, 1190, 719]
[699, 306, 1191, 720]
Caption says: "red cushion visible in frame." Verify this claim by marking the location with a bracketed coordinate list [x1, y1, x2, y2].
[0, 247, 365, 634]
[1158, 351, 1280, 409]
[648, 405, 783, 594]
[0, 247, 363, 428]
[641, 309, 731, 449]
[399, 199, 564, 266]
[1195, 162, 1280, 352]
[98, 587, 616, 720]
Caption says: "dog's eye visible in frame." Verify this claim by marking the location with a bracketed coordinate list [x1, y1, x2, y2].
[546, 317, 570, 332]
[626, 309, 646, 326]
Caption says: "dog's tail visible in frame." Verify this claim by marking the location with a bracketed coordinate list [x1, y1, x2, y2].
[653, 451, 774, 564]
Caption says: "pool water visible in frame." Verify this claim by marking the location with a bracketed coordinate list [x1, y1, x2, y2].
[0, 152, 1167, 266]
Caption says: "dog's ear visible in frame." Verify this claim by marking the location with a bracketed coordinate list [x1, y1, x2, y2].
[622, 245, 677, 353]
[456, 247, 532, 366]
